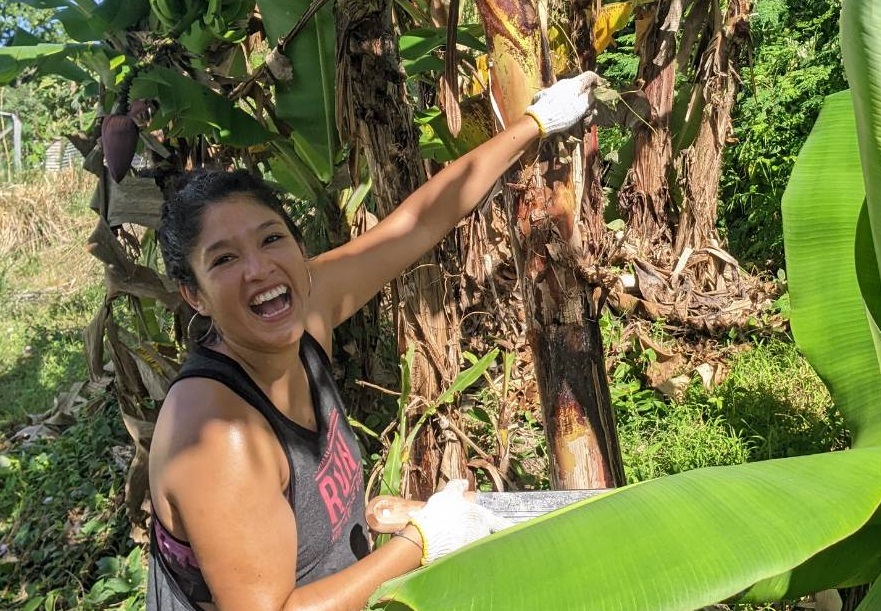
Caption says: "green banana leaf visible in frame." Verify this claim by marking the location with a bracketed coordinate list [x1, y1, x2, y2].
[0, 41, 100, 85]
[371, 450, 881, 610]
[367, 2, 881, 608]
[399, 25, 486, 76]
[14, 0, 150, 43]
[130, 66, 275, 148]
[778, 90, 881, 449]
[256, 0, 338, 184]
[841, 0, 881, 371]
[266, 140, 329, 206]
[856, 205, 881, 370]
[7, 29, 95, 84]
[857, 575, 881, 611]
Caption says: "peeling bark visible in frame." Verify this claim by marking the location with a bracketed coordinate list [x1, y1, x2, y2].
[572, 0, 614, 264]
[617, 0, 682, 262]
[335, 0, 463, 499]
[476, 0, 625, 490]
[673, 0, 752, 289]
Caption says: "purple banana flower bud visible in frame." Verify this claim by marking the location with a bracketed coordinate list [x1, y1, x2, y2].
[101, 114, 139, 183]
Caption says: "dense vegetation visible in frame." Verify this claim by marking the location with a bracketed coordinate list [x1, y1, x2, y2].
[721, 0, 846, 269]
[0, 0, 858, 608]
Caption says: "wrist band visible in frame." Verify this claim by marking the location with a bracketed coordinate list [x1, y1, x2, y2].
[523, 109, 547, 137]
[404, 522, 430, 565]
[394, 530, 423, 554]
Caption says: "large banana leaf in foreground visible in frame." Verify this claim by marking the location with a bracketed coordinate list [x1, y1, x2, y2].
[370, 451, 881, 610]
[842, 0, 881, 375]
[368, 3, 881, 609]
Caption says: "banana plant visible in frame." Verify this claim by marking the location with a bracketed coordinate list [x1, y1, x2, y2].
[366, 1, 881, 606]
[3, 0, 345, 539]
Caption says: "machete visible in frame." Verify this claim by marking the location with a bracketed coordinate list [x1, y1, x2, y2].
[366, 488, 609, 533]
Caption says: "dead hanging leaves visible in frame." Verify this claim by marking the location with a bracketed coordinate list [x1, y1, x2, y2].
[11, 377, 114, 446]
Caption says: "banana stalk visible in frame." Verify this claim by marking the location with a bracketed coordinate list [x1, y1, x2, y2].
[473, 0, 625, 489]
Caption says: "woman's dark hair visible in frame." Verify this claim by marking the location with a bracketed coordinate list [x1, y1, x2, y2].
[158, 169, 304, 291]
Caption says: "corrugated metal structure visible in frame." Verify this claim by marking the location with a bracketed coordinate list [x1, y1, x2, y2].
[44, 137, 83, 172]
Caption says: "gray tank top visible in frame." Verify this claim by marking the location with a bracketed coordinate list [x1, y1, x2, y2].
[147, 332, 369, 609]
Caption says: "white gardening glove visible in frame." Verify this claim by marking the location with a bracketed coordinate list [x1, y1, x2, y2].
[524, 71, 601, 137]
[407, 479, 513, 564]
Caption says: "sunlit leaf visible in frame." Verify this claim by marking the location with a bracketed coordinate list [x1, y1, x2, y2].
[0, 41, 100, 85]
[130, 66, 275, 147]
[781, 90, 881, 447]
[371, 448, 881, 610]
[257, 0, 337, 182]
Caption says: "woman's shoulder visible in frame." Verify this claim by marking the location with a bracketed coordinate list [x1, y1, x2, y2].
[156, 377, 275, 448]
[151, 379, 286, 493]
[149, 377, 289, 545]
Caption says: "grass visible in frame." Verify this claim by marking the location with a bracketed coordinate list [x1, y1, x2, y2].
[603, 314, 846, 485]
[0, 170, 144, 609]
[703, 340, 846, 460]
[0, 170, 103, 427]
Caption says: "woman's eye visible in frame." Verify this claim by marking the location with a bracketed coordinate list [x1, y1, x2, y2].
[264, 234, 285, 245]
[211, 254, 234, 268]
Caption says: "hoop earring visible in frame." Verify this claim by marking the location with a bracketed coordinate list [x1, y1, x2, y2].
[186, 312, 215, 344]
[305, 264, 313, 299]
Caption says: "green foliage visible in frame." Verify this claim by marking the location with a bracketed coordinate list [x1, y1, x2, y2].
[721, 0, 846, 269]
[0, 283, 102, 426]
[695, 340, 847, 460]
[611, 366, 750, 483]
[0, 172, 141, 608]
[0, 5, 94, 171]
[398, 25, 486, 78]
[0, 400, 145, 609]
[0, 171, 102, 426]
[604, 316, 842, 485]
[596, 30, 638, 86]
[0, 77, 95, 170]
[0, 3, 64, 45]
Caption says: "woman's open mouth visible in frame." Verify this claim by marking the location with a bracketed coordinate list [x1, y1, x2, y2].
[249, 285, 292, 318]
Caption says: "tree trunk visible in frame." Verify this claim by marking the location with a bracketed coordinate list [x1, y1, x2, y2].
[572, 0, 613, 264]
[605, 0, 762, 331]
[673, 0, 752, 290]
[617, 0, 682, 262]
[475, 0, 625, 489]
[335, 0, 465, 499]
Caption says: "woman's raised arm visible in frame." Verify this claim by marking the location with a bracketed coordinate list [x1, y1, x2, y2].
[308, 71, 600, 330]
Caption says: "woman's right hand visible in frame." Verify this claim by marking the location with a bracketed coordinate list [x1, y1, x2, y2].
[525, 71, 601, 137]
[407, 480, 513, 564]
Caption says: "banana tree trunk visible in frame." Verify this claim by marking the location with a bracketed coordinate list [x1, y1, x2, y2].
[474, 0, 625, 489]
[617, 0, 681, 262]
[335, 0, 466, 499]
[572, 0, 612, 263]
[672, 0, 751, 285]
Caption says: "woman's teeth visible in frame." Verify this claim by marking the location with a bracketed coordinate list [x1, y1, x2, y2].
[249, 285, 292, 318]
[250, 285, 289, 305]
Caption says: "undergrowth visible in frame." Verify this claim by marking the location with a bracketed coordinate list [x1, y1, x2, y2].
[0, 169, 102, 427]
[0, 399, 144, 610]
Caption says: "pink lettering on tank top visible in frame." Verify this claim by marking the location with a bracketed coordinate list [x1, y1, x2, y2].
[315, 410, 361, 541]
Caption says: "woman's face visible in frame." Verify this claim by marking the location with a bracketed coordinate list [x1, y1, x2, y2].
[182, 195, 310, 353]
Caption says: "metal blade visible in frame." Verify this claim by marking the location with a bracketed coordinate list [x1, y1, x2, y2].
[475, 489, 608, 523]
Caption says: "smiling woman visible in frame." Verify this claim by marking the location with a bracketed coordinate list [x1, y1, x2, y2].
[146, 71, 600, 611]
